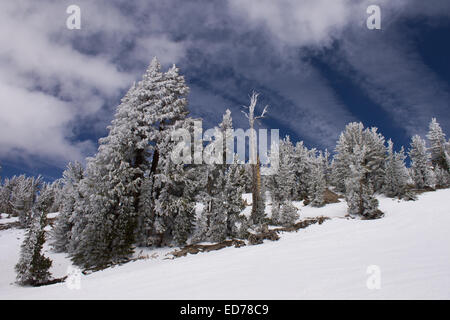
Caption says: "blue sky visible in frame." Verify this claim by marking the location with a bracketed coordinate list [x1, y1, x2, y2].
[0, 0, 449, 181]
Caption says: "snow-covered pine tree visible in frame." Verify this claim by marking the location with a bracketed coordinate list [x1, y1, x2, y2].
[218, 109, 246, 237]
[33, 183, 54, 222]
[192, 165, 215, 243]
[383, 139, 409, 198]
[206, 170, 228, 242]
[15, 211, 52, 286]
[426, 118, 449, 172]
[0, 177, 13, 214]
[48, 179, 64, 213]
[273, 200, 299, 227]
[333, 122, 364, 193]
[153, 131, 195, 246]
[445, 140, 450, 170]
[344, 145, 382, 219]
[332, 122, 385, 194]
[219, 109, 233, 166]
[434, 165, 450, 188]
[11, 175, 42, 228]
[192, 131, 226, 243]
[171, 196, 195, 246]
[2, 176, 23, 215]
[277, 137, 296, 201]
[364, 127, 386, 192]
[146, 63, 191, 246]
[70, 58, 190, 267]
[70, 84, 145, 268]
[408, 135, 434, 189]
[51, 162, 84, 253]
[217, 110, 245, 238]
[134, 177, 154, 247]
[308, 151, 326, 207]
[193, 111, 245, 243]
[70, 62, 159, 267]
[267, 137, 296, 223]
[66, 177, 91, 262]
[292, 141, 312, 200]
[322, 149, 332, 186]
[224, 159, 246, 238]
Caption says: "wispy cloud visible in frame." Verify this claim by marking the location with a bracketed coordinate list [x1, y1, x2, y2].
[1, 0, 449, 174]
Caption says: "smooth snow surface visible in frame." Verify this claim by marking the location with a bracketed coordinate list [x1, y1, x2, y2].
[1, 189, 449, 299]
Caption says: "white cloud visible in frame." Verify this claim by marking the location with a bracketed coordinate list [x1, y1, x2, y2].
[0, 0, 185, 167]
[0, 82, 94, 164]
[228, 0, 357, 48]
[337, 30, 450, 137]
[228, 0, 450, 139]
[133, 35, 187, 66]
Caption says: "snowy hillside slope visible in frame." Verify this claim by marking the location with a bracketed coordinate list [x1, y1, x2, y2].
[0, 189, 449, 299]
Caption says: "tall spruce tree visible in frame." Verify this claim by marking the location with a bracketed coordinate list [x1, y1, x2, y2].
[344, 145, 382, 219]
[11, 175, 41, 228]
[332, 122, 385, 194]
[383, 139, 409, 198]
[0, 177, 13, 215]
[308, 151, 326, 207]
[292, 141, 312, 200]
[408, 135, 434, 189]
[224, 159, 246, 237]
[272, 200, 299, 227]
[426, 118, 448, 172]
[51, 162, 84, 253]
[267, 137, 296, 223]
[147, 63, 190, 246]
[15, 211, 52, 286]
[70, 58, 190, 268]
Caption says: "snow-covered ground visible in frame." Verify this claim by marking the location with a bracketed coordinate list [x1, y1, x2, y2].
[0, 189, 449, 299]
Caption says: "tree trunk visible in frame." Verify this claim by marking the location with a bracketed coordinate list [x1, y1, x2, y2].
[251, 156, 262, 222]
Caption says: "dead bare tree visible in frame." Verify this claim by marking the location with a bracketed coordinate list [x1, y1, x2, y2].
[242, 92, 268, 224]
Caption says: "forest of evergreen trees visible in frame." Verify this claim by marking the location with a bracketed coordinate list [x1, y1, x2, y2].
[1, 58, 449, 286]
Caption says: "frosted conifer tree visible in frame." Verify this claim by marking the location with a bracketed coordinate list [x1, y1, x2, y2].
[292, 141, 312, 200]
[219, 109, 234, 167]
[192, 164, 217, 243]
[206, 170, 228, 242]
[267, 137, 296, 222]
[0, 177, 13, 214]
[408, 135, 434, 189]
[344, 145, 382, 219]
[67, 177, 91, 262]
[364, 127, 386, 191]
[308, 152, 326, 207]
[274, 201, 299, 227]
[11, 175, 41, 228]
[48, 179, 64, 213]
[153, 139, 195, 246]
[224, 159, 246, 237]
[51, 162, 84, 253]
[333, 122, 385, 194]
[434, 165, 450, 188]
[383, 140, 409, 198]
[34, 183, 56, 215]
[147, 63, 190, 245]
[15, 211, 52, 286]
[70, 84, 145, 268]
[70, 58, 190, 267]
[426, 118, 448, 171]
[134, 177, 154, 247]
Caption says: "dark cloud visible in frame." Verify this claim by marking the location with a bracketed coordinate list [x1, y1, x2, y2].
[1, 0, 449, 177]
